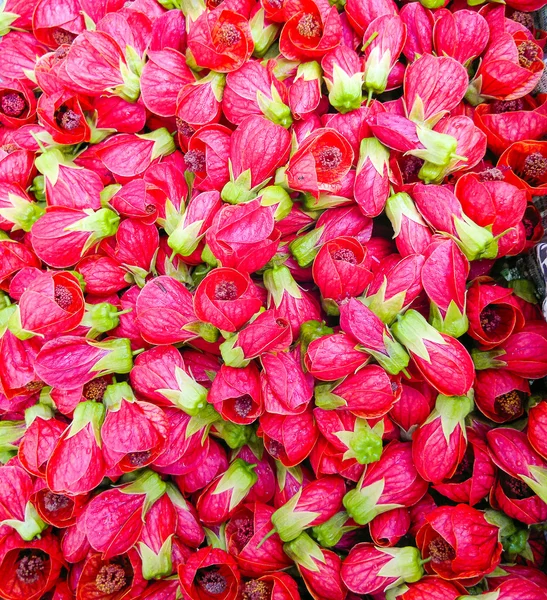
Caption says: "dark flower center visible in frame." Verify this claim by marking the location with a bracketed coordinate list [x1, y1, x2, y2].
[95, 564, 127, 594]
[216, 22, 241, 48]
[145, 203, 156, 214]
[184, 149, 206, 173]
[478, 167, 505, 182]
[54, 284, 73, 310]
[83, 377, 108, 401]
[267, 439, 284, 458]
[243, 580, 273, 600]
[234, 395, 253, 418]
[522, 152, 547, 181]
[1, 143, 18, 153]
[296, 13, 321, 38]
[52, 28, 77, 46]
[427, 536, 456, 563]
[176, 119, 195, 137]
[196, 567, 227, 595]
[43, 492, 70, 513]
[276, 318, 288, 327]
[25, 380, 44, 392]
[16, 552, 46, 584]
[53, 46, 69, 62]
[518, 41, 539, 68]
[479, 306, 502, 334]
[490, 99, 525, 114]
[452, 446, 475, 482]
[232, 515, 254, 550]
[332, 248, 357, 264]
[501, 473, 535, 499]
[494, 389, 526, 419]
[214, 280, 238, 301]
[511, 11, 535, 30]
[56, 107, 81, 131]
[127, 450, 152, 467]
[318, 146, 343, 170]
[0, 93, 27, 117]
[399, 155, 424, 183]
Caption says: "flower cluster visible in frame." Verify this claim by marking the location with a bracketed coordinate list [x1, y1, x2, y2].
[0, 0, 547, 598]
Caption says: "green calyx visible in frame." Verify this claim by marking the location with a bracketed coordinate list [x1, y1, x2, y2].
[263, 263, 302, 308]
[259, 185, 293, 220]
[327, 63, 363, 114]
[68, 400, 105, 445]
[429, 300, 469, 339]
[289, 225, 324, 267]
[336, 418, 384, 465]
[157, 366, 209, 416]
[343, 479, 402, 525]
[367, 331, 410, 376]
[219, 335, 249, 368]
[1, 501, 48, 542]
[212, 420, 252, 449]
[90, 337, 133, 376]
[250, 9, 280, 58]
[138, 128, 176, 161]
[271, 488, 320, 542]
[283, 532, 326, 572]
[391, 309, 446, 362]
[471, 348, 507, 371]
[0, 193, 44, 232]
[0, 420, 25, 464]
[312, 511, 358, 547]
[429, 392, 474, 443]
[64, 207, 120, 255]
[257, 85, 293, 129]
[299, 320, 334, 349]
[377, 546, 424, 587]
[139, 535, 173, 580]
[82, 302, 127, 338]
[363, 46, 392, 98]
[212, 459, 257, 510]
[103, 382, 135, 412]
[122, 470, 167, 516]
[454, 215, 498, 261]
[385, 192, 428, 238]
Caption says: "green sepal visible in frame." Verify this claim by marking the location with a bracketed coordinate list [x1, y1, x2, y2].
[212, 459, 257, 511]
[0, 193, 44, 232]
[363, 279, 407, 325]
[521, 465, 547, 505]
[428, 392, 474, 444]
[429, 299, 469, 339]
[212, 420, 252, 449]
[257, 85, 293, 129]
[343, 478, 402, 525]
[385, 192, 426, 237]
[139, 535, 173, 580]
[299, 320, 334, 351]
[25, 401, 54, 427]
[138, 128, 176, 160]
[90, 338, 133, 376]
[103, 382, 135, 412]
[64, 207, 120, 255]
[0, 10, 19, 36]
[391, 309, 446, 361]
[157, 366, 208, 416]
[312, 511, 358, 548]
[1, 501, 48, 541]
[122, 470, 167, 516]
[81, 302, 124, 337]
[168, 218, 205, 257]
[259, 185, 293, 220]
[283, 532, 326, 572]
[263, 264, 302, 308]
[377, 546, 424, 588]
[204, 523, 227, 550]
[6, 305, 37, 340]
[314, 383, 347, 410]
[67, 400, 105, 445]
[250, 9, 280, 58]
[471, 348, 507, 370]
[219, 335, 249, 368]
[357, 138, 390, 175]
[289, 225, 324, 268]
[328, 63, 363, 114]
[336, 418, 384, 465]
[271, 488, 320, 542]
[367, 331, 410, 376]
[454, 215, 498, 261]
[363, 46, 391, 96]
[0, 420, 25, 464]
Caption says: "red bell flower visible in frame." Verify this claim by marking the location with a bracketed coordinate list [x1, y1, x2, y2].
[474, 369, 529, 423]
[179, 547, 241, 600]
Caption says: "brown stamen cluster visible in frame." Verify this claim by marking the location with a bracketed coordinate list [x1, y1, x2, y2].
[83, 377, 108, 401]
[54, 284, 74, 310]
[490, 99, 525, 114]
[268, 439, 284, 458]
[43, 492, 71, 513]
[296, 13, 321, 38]
[232, 515, 254, 550]
[518, 41, 539, 68]
[494, 390, 526, 419]
[214, 280, 238, 301]
[196, 567, 228, 595]
[332, 248, 357, 264]
[95, 564, 127, 594]
[16, 552, 46, 584]
[428, 536, 456, 563]
[0, 93, 27, 117]
[243, 579, 273, 600]
[522, 152, 547, 181]
[216, 23, 241, 47]
[52, 29, 77, 46]
[502, 474, 535, 499]
[478, 168, 505, 182]
[176, 119, 195, 137]
[234, 395, 253, 418]
[184, 149, 206, 173]
[127, 450, 152, 467]
[25, 380, 45, 392]
[479, 306, 502, 334]
[511, 11, 535, 31]
[318, 146, 343, 170]
[56, 108, 81, 131]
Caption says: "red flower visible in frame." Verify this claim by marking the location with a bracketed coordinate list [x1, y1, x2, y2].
[185, 126, 232, 192]
[497, 139, 547, 195]
[305, 332, 369, 381]
[474, 369, 529, 423]
[178, 547, 241, 600]
[188, 7, 254, 73]
[194, 267, 263, 332]
[433, 9, 489, 65]
[287, 128, 353, 198]
[0, 531, 64, 600]
[279, 0, 341, 61]
[416, 504, 502, 582]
